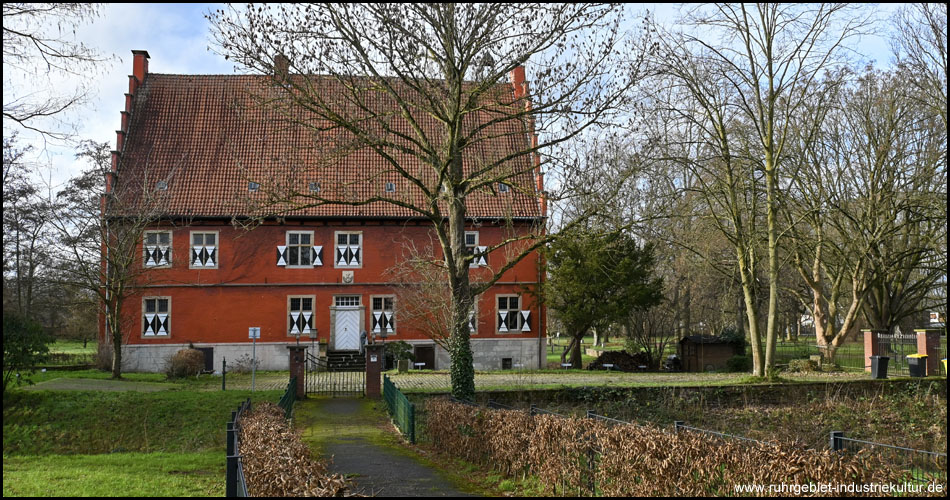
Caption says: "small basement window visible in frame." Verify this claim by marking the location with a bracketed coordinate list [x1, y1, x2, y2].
[502, 358, 513, 370]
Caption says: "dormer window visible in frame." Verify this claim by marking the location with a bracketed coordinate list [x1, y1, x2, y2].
[156, 181, 168, 191]
[385, 182, 395, 193]
[498, 182, 510, 193]
[309, 182, 321, 192]
[248, 181, 260, 192]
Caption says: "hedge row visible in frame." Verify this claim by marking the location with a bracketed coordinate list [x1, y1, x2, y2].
[239, 403, 355, 497]
[425, 399, 936, 497]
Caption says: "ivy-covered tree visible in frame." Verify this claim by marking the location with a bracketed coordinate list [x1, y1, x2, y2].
[545, 228, 663, 368]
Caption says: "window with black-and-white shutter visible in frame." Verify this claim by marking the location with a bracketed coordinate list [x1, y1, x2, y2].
[497, 295, 531, 333]
[335, 232, 361, 267]
[143, 297, 170, 336]
[144, 231, 171, 267]
[372, 296, 395, 334]
[190, 232, 217, 268]
[278, 231, 322, 267]
[465, 231, 487, 267]
[288, 296, 315, 336]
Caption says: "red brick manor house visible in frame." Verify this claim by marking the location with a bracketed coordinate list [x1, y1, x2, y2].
[101, 50, 547, 372]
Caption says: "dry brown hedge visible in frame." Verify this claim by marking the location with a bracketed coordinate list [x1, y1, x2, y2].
[238, 403, 355, 497]
[426, 399, 941, 497]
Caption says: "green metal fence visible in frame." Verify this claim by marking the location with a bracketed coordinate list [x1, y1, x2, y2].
[278, 377, 296, 419]
[383, 374, 415, 443]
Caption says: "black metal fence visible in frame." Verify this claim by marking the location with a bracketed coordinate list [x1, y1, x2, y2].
[673, 421, 775, 446]
[876, 333, 919, 376]
[305, 353, 364, 396]
[226, 398, 251, 497]
[831, 432, 947, 487]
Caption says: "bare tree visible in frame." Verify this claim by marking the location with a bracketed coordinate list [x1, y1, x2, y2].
[653, 4, 871, 376]
[49, 140, 176, 378]
[892, 3, 947, 129]
[2, 134, 55, 317]
[207, 4, 652, 399]
[2, 3, 113, 144]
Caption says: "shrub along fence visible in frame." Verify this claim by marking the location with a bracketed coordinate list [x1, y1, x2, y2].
[225, 378, 298, 497]
[225, 399, 252, 497]
[383, 374, 415, 443]
[425, 398, 942, 497]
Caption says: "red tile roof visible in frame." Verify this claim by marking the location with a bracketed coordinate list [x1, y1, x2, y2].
[116, 74, 543, 220]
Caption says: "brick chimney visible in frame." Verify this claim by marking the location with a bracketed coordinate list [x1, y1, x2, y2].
[510, 65, 526, 100]
[274, 53, 290, 81]
[132, 50, 150, 84]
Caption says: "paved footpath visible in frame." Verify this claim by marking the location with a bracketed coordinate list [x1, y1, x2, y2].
[294, 397, 472, 497]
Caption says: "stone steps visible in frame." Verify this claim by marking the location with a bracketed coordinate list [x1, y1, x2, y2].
[327, 350, 365, 372]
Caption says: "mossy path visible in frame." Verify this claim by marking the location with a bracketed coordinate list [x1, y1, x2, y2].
[294, 397, 474, 497]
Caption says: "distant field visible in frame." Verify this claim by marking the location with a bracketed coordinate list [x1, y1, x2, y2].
[47, 339, 96, 355]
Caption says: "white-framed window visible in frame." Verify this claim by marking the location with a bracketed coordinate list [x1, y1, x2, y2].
[143, 231, 172, 267]
[371, 295, 395, 334]
[466, 231, 487, 267]
[335, 295, 361, 307]
[288, 295, 315, 336]
[277, 231, 323, 267]
[335, 231, 362, 267]
[497, 295, 531, 333]
[190, 231, 218, 268]
[143, 297, 170, 337]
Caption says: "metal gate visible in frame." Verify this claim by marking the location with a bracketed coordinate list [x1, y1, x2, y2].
[305, 352, 364, 396]
[876, 332, 918, 376]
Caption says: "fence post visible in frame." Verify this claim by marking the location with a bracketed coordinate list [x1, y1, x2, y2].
[862, 329, 884, 372]
[409, 401, 416, 444]
[222, 357, 226, 391]
[830, 431, 844, 452]
[914, 328, 941, 376]
[226, 419, 236, 497]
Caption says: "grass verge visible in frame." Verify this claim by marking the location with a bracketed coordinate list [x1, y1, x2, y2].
[3, 389, 281, 455]
[2, 451, 223, 497]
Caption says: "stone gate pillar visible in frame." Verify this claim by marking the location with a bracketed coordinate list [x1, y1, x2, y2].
[365, 343, 385, 399]
[914, 329, 942, 376]
[862, 329, 886, 373]
[287, 345, 308, 399]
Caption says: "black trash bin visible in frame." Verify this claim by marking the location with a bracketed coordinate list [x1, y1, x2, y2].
[870, 356, 889, 379]
[907, 354, 928, 377]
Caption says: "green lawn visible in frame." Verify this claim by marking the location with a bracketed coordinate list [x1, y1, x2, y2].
[3, 382, 283, 497]
[47, 339, 97, 355]
[2, 452, 224, 497]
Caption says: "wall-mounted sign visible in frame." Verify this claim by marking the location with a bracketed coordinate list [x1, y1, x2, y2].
[370, 354, 378, 363]
[342, 270, 354, 284]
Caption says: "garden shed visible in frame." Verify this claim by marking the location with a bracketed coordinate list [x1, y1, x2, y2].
[678, 335, 744, 372]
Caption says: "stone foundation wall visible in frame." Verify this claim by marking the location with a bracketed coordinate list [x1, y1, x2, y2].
[120, 342, 297, 373]
[120, 337, 543, 373]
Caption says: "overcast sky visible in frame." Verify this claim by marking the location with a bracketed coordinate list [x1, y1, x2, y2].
[4, 3, 900, 191]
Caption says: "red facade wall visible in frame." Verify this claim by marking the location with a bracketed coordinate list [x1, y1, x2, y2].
[117, 219, 544, 346]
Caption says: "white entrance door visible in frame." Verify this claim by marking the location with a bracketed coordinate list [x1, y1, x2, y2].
[335, 308, 361, 350]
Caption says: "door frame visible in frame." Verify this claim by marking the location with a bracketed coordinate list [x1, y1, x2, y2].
[329, 295, 364, 351]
